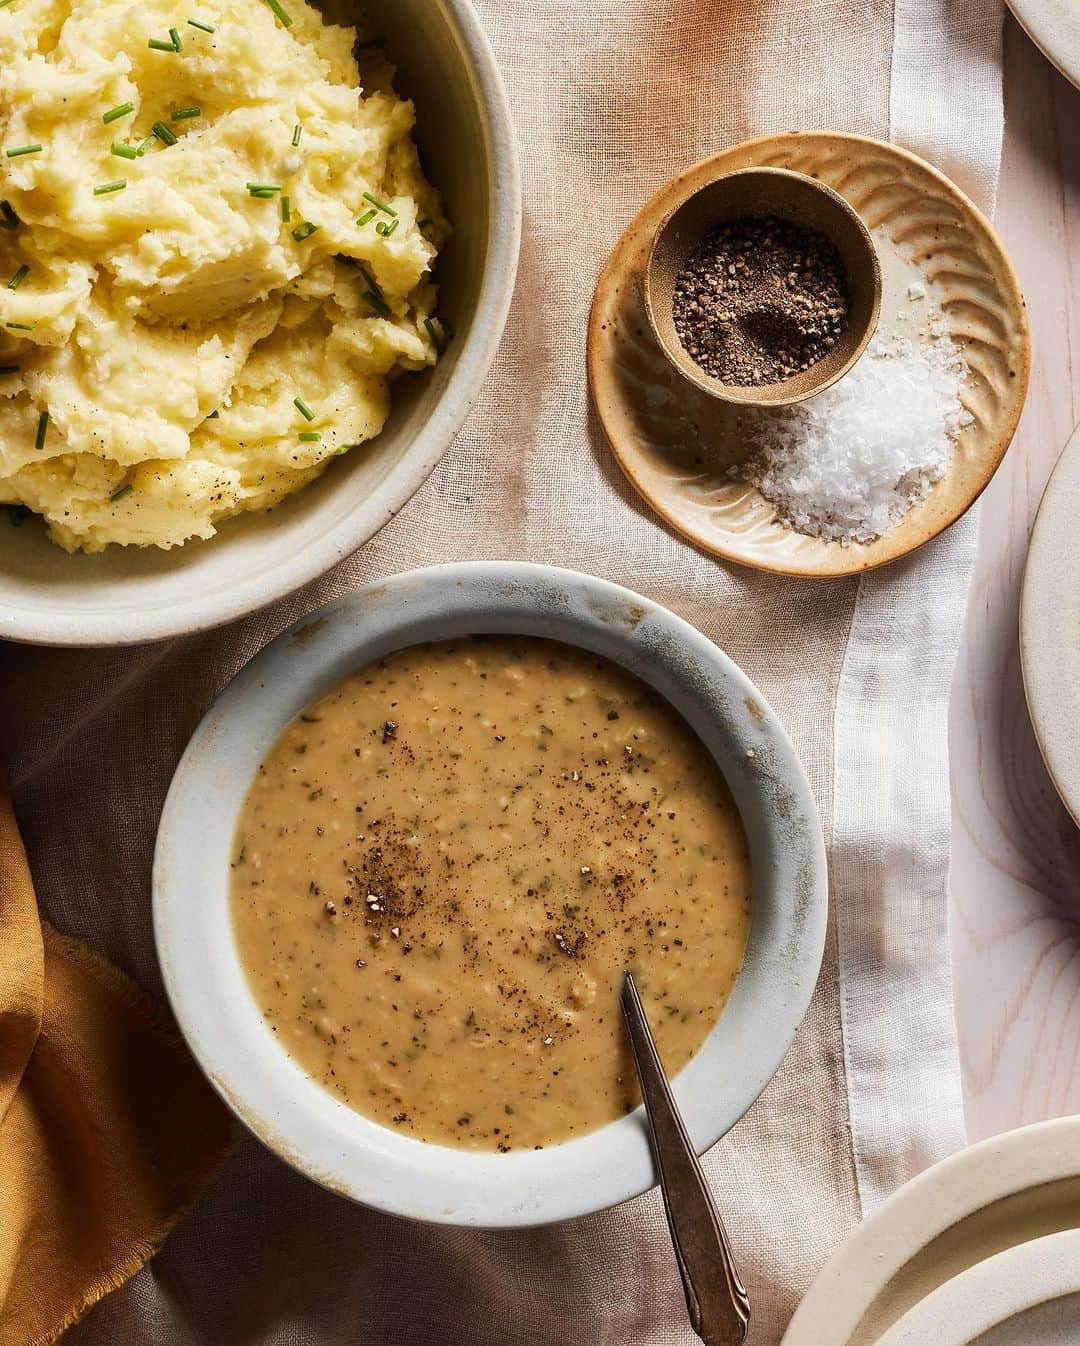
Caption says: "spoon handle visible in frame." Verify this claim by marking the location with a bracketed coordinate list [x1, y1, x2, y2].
[621, 973, 751, 1346]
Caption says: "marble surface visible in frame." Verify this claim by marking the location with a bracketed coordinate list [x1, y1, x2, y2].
[950, 16, 1080, 1138]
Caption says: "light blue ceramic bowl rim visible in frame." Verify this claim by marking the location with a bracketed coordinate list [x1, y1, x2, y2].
[153, 562, 828, 1227]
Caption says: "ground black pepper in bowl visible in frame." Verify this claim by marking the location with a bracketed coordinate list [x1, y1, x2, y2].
[671, 215, 851, 387]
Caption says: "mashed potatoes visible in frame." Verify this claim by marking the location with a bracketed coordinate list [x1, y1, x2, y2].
[0, 0, 445, 551]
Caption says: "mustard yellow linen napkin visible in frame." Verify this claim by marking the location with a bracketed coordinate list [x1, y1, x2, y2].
[0, 787, 233, 1346]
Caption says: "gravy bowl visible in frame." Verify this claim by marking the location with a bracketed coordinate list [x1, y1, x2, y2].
[153, 562, 827, 1226]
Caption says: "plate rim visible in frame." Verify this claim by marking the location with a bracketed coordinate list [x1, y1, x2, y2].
[875, 1228, 1080, 1346]
[781, 1115, 1080, 1346]
[1006, 0, 1080, 92]
[1020, 422, 1080, 827]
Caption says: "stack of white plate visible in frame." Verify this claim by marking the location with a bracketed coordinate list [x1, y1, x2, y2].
[782, 1117, 1080, 1346]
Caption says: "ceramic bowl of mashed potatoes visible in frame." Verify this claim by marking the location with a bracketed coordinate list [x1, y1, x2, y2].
[154, 561, 828, 1227]
[0, 0, 519, 645]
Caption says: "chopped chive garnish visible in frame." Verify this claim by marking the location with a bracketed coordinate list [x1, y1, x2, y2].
[148, 37, 177, 50]
[334, 443, 353, 455]
[136, 136, 157, 156]
[291, 221, 318, 241]
[424, 317, 443, 350]
[358, 265, 380, 295]
[152, 121, 178, 145]
[110, 483, 133, 502]
[361, 191, 396, 217]
[292, 123, 302, 147]
[6, 144, 41, 159]
[362, 290, 391, 317]
[169, 27, 183, 48]
[103, 102, 135, 125]
[34, 410, 48, 451]
[293, 396, 315, 422]
[247, 182, 282, 194]
[280, 194, 290, 222]
[298, 430, 321, 442]
[6, 321, 33, 330]
[188, 17, 216, 32]
[0, 200, 18, 229]
[172, 106, 201, 120]
[207, 409, 220, 418]
[248, 188, 278, 199]
[262, 0, 292, 26]
[94, 179, 127, 196]
[375, 218, 398, 238]
[6, 505, 31, 527]
[7, 264, 28, 290]
[111, 142, 140, 160]
[355, 209, 376, 227]
[0, 365, 19, 375]
[417, 217, 432, 230]
[0, 0, 17, 10]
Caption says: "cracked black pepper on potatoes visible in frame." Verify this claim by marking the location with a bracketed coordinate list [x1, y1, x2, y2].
[671, 214, 851, 386]
[230, 636, 752, 1151]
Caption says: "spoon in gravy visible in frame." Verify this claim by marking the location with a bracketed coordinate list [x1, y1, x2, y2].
[621, 973, 750, 1346]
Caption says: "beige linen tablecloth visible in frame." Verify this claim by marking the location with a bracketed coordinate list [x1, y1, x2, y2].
[0, 0, 1004, 1340]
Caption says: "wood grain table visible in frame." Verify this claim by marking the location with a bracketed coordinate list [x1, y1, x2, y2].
[950, 15, 1080, 1138]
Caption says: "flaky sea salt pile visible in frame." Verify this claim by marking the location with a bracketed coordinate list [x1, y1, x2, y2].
[737, 322, 973, 543]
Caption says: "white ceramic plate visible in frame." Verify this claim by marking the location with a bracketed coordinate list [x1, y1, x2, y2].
[0, 0, 521, 646]
[1006, 0, 1080, 90]
[1021, 423, 1080, 826]
[154, 561, 828, 1227]
[876, 1230, 1080, 1346]
[782, 1116, 1080, 1346]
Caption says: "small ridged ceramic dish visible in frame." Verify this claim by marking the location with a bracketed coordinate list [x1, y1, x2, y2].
[1020, 422, 1080, 826]
[588, 131, 1030, 578]
[154, 562, 828, 1227]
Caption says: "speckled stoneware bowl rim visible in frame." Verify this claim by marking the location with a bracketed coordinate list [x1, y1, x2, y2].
[153, 561, 828, 1228]
[872, 1230, 1080, 1346]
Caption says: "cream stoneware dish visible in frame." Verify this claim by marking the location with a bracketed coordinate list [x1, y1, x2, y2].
[1005, 0, 1080, 91]
[1020, 423, 1080, 827]
[153, 561, 828, 1227]
[875, 1230, 1080, 1346]
[0, 0, 521, 648]
[781, 1116, 1080, 1346]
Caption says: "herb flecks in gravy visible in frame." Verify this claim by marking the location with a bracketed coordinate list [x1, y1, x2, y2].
[230, 637, 752, 1151]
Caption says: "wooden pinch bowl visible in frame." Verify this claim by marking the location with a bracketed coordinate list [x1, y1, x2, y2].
[643, 166, 882, 408]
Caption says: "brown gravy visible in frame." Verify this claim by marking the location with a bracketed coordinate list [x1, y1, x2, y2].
[230, 636, 751, 1151]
